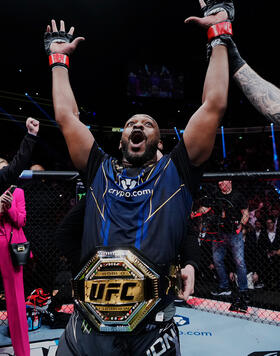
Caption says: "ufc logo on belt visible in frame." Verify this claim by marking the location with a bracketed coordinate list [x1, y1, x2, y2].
[84, 279, 144, 304]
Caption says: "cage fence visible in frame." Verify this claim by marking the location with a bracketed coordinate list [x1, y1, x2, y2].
[0, 172, 280, 327]
[190, 172, 280, 325]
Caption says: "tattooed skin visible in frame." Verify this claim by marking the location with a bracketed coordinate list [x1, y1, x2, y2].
[234, 64, 280, 125]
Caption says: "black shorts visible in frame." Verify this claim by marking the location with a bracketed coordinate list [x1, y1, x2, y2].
[56, 310, 181, 356]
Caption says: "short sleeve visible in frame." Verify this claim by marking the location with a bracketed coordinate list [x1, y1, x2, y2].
[82, 141, 107, 189]
[170, 139, 204, 197]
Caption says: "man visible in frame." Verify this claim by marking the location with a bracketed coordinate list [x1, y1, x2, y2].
[0, 117, 40, 194]
[210, 180, 249, 311]
[258, 216, 280, 290]
[44, 0, 231, 354]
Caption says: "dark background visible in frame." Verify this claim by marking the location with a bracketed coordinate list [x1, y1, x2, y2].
[0, 1, 278, 169]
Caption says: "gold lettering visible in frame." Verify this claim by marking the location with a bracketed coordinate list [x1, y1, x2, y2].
[84, 279, 144, 304]
[95, 271, 131, 277]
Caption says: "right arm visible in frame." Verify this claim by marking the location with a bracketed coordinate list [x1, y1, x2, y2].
[47, 20, 94, 171]
[226, 36, 280, 125]
[234, 64, 280, 125]
[52, 66, 94, 170]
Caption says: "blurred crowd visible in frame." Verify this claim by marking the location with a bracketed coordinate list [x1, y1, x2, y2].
[192, 180, 280, 299]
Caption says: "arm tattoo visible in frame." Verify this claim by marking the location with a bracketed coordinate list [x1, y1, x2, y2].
[234, 64, 280, 125]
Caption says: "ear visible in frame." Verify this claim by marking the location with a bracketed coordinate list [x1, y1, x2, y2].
[157, 140, 163, 152]
[119, 140, 122, 150]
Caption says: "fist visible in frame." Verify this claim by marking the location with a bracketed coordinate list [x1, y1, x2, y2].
[26, 117, 40, 136]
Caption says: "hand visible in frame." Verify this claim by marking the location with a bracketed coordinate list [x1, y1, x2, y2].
[26, 117, 40, 136]
[45, 20, 85, 56]
[0, 191, 13, 210]
[177, 265, 195, 301]
[236, 224, 242, 234]
[185, 0, 228, 28]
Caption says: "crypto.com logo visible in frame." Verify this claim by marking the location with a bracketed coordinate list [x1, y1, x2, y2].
[174, 315, 190, 326]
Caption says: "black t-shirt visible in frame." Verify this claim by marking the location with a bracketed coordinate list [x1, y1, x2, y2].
[85, 139, 202, 197]
[215, 189, 248, 232]
[81, 139, 202, 269]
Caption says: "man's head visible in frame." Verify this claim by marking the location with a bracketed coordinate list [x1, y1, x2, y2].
[271, 207, 280, 218]
[119, 114, 163, 167]
[218, 180, 232, 193]
[255, 209, 262, 219]
[266, 216, 275, 232]
[30, 164, 45, 171]
[255, 220, 262, 231]
[0, 158, 8, 170]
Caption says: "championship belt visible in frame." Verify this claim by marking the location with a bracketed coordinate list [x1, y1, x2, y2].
[73, 247, 181, 333]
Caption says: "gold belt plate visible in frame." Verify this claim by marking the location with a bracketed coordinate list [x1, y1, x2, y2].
[74, 248, 161, 332]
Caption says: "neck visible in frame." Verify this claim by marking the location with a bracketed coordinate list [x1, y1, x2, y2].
[122, 156, 157, 168]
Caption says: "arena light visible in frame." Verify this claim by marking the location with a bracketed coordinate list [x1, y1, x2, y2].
[173, 127, 180, 141]
[270, 123, 279, 171]
[24, 92, 56, 124]
[0, 106, 25, 129]
[221, 126, 226, 159]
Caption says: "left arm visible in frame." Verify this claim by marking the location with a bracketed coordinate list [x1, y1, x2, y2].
[240, 208, 249, 226]
[236, 208, 249, 234]
[177, 0, 231, 300]
[184, 45, 228, 166]
[183, 1, 230, 167]
[0, 118, 39, 194]
[178, 221, 201, 300]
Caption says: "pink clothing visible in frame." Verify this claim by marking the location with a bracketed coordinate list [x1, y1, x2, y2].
[0, 223, 5, 235]
[2, 188, 27, 244]
[0, 188, 30, 356]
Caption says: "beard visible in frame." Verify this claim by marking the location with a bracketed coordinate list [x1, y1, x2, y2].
[121, 139, 159, 167]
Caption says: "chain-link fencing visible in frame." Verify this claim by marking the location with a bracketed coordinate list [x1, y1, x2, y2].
[191, 172, 280, 325]
[1, 172, 280, 327]
[0, 173, 78, 325]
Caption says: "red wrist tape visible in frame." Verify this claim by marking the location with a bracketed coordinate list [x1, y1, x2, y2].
[49, 53, 69, 68]
[207, 21, 233, 41]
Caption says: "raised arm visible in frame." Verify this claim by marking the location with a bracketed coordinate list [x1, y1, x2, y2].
[0, 118, 39, 194]
[183, 0, 231, 167]
[226, 38, 280, 125]
[45, 20, 94, 170]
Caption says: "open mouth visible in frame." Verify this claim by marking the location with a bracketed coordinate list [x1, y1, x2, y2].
[129, 130, 146, 144]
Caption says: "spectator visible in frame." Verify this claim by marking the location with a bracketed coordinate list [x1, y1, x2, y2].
[30, 163, 45, 171]
[258, 216, 280, 290]
[0, 186, 30, 356]
[210, 180, 249, 312]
